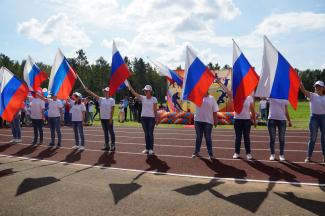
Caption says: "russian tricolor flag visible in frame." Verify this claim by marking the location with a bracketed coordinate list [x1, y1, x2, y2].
[109, 41, 131, 96]
[48, 49, 77, 100]
[182, 46, 215, 107]
[0, 67, 29, 122]
[232, 40, 259, 113]
[152, 60, 183, 86]
[23, 56, 48, 91]
[255, 36, 300, 109]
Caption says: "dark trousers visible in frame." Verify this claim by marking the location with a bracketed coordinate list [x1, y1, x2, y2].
[141, 117, 155, 150]
[234, 119, 252, 154]
[267, 119, 286, 155]
[48, 117, 61, 145]
[194, 121, 213, 156]
[307, 114, 325, 157]
[11, 115, 21, 139]
[72, 121, 85, 146]
[32, 119, 44, 143]
[101, 119, 115, 148]
[124, 108, 128, 120]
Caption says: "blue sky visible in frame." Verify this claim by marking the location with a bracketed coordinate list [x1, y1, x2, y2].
[1, 0, 325, 71]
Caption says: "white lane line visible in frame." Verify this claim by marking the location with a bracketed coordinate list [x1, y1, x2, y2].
[0, 154, 324, 187]
[0, 133, 314, 144]
[0, 138, 319, 153]
[0, 142, 324, 165]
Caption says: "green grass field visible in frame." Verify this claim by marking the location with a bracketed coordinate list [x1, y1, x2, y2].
[91, 101, 311, 129]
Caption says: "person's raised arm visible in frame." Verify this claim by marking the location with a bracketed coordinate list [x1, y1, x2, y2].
[300, 81, 311, 98]
[128, 83, 140, 98]
[84, 87, 100, 101]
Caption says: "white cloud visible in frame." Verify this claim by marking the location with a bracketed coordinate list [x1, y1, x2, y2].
[254, 12, 325, 36]
[17, 13, 92, 48]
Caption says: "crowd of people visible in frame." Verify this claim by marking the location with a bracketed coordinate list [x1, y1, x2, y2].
[2, 80, 325, 163]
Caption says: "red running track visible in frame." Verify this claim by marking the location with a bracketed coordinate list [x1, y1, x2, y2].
[0, 126, 324, 186]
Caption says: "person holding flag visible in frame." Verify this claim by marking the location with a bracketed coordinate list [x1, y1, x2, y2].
[29, 89, 45, 145]
[181, 46, 216, 159]
[300, 81, 325, 163]
[255, 36, 297, 161]
[36, 93, 63, 147]
[230, 40, 259, 160]
[67, 92, 86, 150]
[128, 83, 158, 155]
[85, 87, 116, 152]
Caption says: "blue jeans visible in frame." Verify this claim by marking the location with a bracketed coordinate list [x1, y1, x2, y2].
[234, 119, 251, 154]
[32, 119, 44, 143]
[141, 117, 155, 150]
[101, 119, 115, 148]
[267, 119, 286, 155]
[48, 117, 62, 145]
[194, 121, 213, 156]
[72, 121, 85, 146]
[307, 114, 325, 157]
[11, 115, 21, 139]
[260, 108, 267, 120]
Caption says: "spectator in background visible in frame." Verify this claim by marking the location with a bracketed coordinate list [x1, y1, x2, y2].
[64, 101, 71, 126]
[123, 95, 129, 121]
[118, 101, 125, 123]
[93, 100, 100, 121]
[88, 100, 94, 125]
[260, 98, 267, 120]
[129, 97, 135, 121]
[133, 98, 140, 122]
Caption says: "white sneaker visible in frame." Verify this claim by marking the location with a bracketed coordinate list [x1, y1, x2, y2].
[72, 145, 79, 149]
[269, 154, 275, 161]
[16, 139, 22, 143]
[79, 146, 85, 150]
[279, 155, 286, 161]
[233, 153, 239, 159]
[246, 154, 253, 160]
[9, 139, 16, 143]
[142, 149, 149, 154]
[148, 150, 154, 155]
[304, 157, 311, 163]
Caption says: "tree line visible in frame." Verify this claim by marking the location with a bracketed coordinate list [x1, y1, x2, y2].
[1, 50, 324, 102]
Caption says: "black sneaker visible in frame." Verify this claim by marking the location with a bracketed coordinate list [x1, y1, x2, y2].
[110, 147, 116, 152]
[56, 143, 62, 148]
[48, 143, 55, 147]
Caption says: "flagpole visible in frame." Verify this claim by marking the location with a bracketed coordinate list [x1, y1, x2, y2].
[75, 72, 86, 89]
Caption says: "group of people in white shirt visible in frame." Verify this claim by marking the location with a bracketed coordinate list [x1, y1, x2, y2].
[7, 80, 325, 163]
[192, 79, 325, 163]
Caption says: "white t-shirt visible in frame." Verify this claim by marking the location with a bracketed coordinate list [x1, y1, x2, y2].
[309, 93, 325, 115]
[139, 95, 157, 117]
[48, 99, 63, 118]
[98, 97, 115, 119]
[30, 98, 45, 120]
[89, 104, 94, 113]
[194, 95, 219, 125]
[268, 98, 288, 120]
[260, 100, 267, 109]
[70, 103, 86, 121]
[235, 96, 253, 119]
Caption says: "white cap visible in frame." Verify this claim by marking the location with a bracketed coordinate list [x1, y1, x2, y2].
[103, 87, 110, 92]
[143, 85, 152, 91]
[314, 80, 324, 87]
[73, 92, 82, 98]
